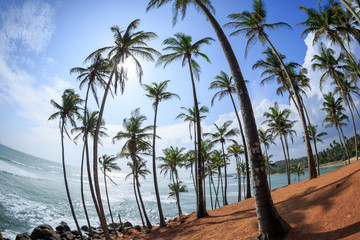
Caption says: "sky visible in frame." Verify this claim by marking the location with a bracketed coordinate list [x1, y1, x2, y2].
[0, 0, 359, 173]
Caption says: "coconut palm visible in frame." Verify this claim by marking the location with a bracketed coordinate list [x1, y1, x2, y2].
[209, 149, 225, 209]
[87, 19, 159, 238]
[71, 110, 108, 237]
[204, 121, 239, 206]
[322, 92, 350, 163]
[143, 80, 180, 227]
[263, 102, 296, 185]
[209, 71, 251, 199]
[176, 104, 209, 206]
[48, 89, 83, 239]
[290, 163, 305, 182]
[226, 0, 317, 180]
[113, 108, 153, 228]
[312, 44, 358, 161]
[227, 142, 245, 201]
[99, 154, 121, 237]
[299, 3, 360, 77]
[303, 125, 327, 175]
[70, 53, 109, 230]
[258, 128, 276, 190]
[147, 0, 291, 236]
[157, 33, 213, 217]
[159, 146, 186, 217]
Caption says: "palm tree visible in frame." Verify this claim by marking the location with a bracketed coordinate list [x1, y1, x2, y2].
[209, 71, 251, 199]
[176, 104, 209, 206]
[159, 146, 186, 217]
[322, 92, 350, 163]
[147, 0, 291, 236]
[205, 121, 238, 205]
[312, 44, 358, 161]
[209, 149, 225, 209]
[70, 53, 109, 230]
[300, 3, 360, 77]
[87, 19, 159, 238]
[227, 142, 244, 201]
[113, 108, 153, 229]
[226, 0, 317, 180]
[143, 80, 180, 227]
[71, 110, 108, 238]
[48, 89, 83, 239]
[263, 102, 296, 185]
[290, 163, 305, 182]
[258, 129, 276, 190]
[303, 125, 327, 175]
[157, 33, 213, 217]
[99, 154, 121, 237]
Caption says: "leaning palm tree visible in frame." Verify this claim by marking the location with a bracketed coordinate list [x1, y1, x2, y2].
[227, 142, 244, 201]
[70, 53, 109, 230]
[226, 0, 317, 180]
[258, 128, 276, 190]
[159, 146, 186, 218]
[87, 19, 160, 238]
[312, 44, 358, 161]
[113, 108, 153, 229]
[143, 80, 180, 227]
[322, 92, 350, 163]
[209, 71, 251, 199]
[205, 121, 238, 206]
[71, 110, 108, 238]
[48, 89, 83, 239]
[157, 33, 214, 217]
[147, 0, 291, 237]
[99, 154, 121, 237]
[303, 125, 327, 175]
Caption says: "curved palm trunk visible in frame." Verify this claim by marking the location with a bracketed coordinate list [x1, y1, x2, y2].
[133, 175, 145, 227]
[136, 176, 152, 228]
[264, 149, 271, 190]
[187, 56, 207, 218]
[263, 34, 317, 180]
[209, 172, 213, 209]
[152, 103, 167, 227]
[336, 126, 349, 164]
[173, 172, 182, 218]
[229, 93, 251, 199]
[280, 135, 290, 185]
[60, 122, 83, 239]
[192, 1, 290, 237]
[236, 155, 242, 201]
[93, 70, 115, 240]
[194, 122, 199, 209]
[339, 126, 351, 164]
[313, 138, 321, 175]
[216, 168, 221, 208]
[220, 143, 228, 205]
[284, 137, 292, 184]
[80, 144, 94, 238]
[103, 172, 118, 237]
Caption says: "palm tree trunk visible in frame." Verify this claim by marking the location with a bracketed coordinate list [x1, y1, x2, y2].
[263, 34, 317, 180]
[152, 103, 166, 227]
[350, 100, 360, 120]
[264, 149, 271, 190]
[236, 155, 241, 201]
[229, 93, 251, 199]
[135, 171, 152, 228]
[192, 1, 290, 237]
[344, 98, 358, 161]
[339, 126, 351, 164]
[60, 122, 83, 239]
[216, 169, 221, 208]
[194, 127, 199, 209]
[80, 144, 94, 238]
[187, 56, 207, 218]
[209, 172, 213, 209]
[280, 135, 290, 185]
[284, 137, 292, 185]
[103, 172, 118, 237]
[173, 173, 182, 218]
[313, 138, 321, 175]
[133, 175, 145, 227]
[220, 143, 228, 205]
[336, 126, 349, 164]
[93, 70, 115, 240]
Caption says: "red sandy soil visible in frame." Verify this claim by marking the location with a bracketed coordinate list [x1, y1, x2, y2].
[118, 158, 360, 240]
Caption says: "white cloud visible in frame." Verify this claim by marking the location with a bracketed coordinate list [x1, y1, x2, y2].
[0, 0, 55, 54]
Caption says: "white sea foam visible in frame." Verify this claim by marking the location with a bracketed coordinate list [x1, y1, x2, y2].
[0, 160, 41, 179]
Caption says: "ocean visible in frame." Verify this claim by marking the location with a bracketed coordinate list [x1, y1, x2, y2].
[0, 144, 344, 239]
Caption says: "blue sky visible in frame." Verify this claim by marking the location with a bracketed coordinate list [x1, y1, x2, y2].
[0, 0, 359, 172]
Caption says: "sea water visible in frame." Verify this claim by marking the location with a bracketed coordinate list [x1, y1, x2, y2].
[0, 144, 343, 239]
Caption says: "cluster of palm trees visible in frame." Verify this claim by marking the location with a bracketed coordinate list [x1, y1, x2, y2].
[47, 0, 360, 239]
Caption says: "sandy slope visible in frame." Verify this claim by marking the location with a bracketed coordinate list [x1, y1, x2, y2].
[124, 159, 360, 240]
